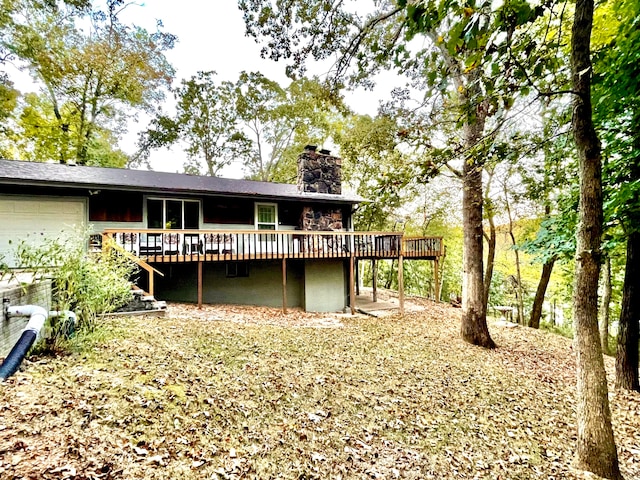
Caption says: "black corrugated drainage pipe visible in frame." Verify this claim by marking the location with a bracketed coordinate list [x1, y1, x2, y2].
[0, 307, 76, 381]
[0, 305, 47, 380]
[48, 309, 78, 339]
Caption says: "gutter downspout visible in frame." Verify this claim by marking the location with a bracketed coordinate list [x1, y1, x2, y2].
[0, 307, 75, 381]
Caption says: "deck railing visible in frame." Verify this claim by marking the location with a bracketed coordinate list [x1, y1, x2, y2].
[98, 229, 444, 263]
[403, 236, 444, 258]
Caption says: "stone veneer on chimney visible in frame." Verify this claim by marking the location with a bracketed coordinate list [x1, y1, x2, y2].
[297, 146, 344, 231]
[297, 145, 342, 195]
[301, 206, 343, 231]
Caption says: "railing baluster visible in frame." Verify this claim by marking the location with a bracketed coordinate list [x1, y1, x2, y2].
[101, 229, 444, 265]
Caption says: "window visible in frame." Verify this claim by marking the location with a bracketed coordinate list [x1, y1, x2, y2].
[147, 198, 200, 229]
[226, 262, 249, 278]
[255, 203, 277, 230]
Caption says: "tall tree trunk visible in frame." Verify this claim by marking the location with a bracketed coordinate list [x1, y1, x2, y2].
[599, 255, 612, 355]
[513, 248, 525, 325]
[483, 214, 496, 308]
[615, 231, 640, 391]
[571, 0, 622, 477]
[483, 169, 496, 309]
[530, 205, 555, 329]
[44, 82, 70, 163]
[529, 258, 555, 329]
[504, 183, 525, 325]
[460, 96, 495, 348]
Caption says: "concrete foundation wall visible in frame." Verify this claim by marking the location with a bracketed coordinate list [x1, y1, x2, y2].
[304, 259, 347, 312]
[153, 261, 304, 309]
[1, 279, 52, 357]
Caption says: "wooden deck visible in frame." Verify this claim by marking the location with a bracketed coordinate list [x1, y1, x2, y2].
[99, 229, 444, 263]
[98, 229, 445, 314]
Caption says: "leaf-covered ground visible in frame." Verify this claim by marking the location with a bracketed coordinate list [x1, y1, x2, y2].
[1, 301, 639, 479]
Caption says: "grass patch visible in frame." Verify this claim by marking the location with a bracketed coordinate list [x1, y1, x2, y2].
[1, 305, 638, 479]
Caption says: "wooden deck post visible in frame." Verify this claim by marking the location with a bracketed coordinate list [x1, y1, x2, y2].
[282, 258, 288, 313]
[197, 261, 203, 309]
[434, 257, 441, 302]
[349, 255, 356, 315]
[355, 259, 360, 296]
[372, 259, 378, 302]
[148, 270, 154, 297]
[398, 254, 405, 315]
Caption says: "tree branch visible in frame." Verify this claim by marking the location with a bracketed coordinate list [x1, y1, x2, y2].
[333, 7, 404, 82]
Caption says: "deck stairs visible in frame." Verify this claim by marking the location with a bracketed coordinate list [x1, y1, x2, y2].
[111, 284, 167, 316]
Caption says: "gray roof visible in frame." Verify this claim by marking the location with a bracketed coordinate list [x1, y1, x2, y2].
[0, 159, 363, 204]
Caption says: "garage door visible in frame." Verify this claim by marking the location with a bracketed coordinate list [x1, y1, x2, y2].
[0, 196, 86, 267]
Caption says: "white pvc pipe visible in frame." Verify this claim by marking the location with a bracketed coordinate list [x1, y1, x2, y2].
[7, 305, 47, 334]
[48, 310, 77, 325]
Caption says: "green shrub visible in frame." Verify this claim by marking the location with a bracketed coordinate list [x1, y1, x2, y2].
[12, 229, 136, 350]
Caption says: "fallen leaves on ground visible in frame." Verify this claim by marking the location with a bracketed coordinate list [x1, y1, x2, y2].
[0, 300, 638, 479]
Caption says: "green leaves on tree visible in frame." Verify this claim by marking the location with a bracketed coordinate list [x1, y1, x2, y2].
[138, 71, 250, 176]
[1, 0, 175, 165]
[235, 72, 342, 182]
[335, 113, 417, 231]
[593, 0, 640, 235]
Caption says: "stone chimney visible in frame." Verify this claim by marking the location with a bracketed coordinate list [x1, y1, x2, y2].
[297, 145, 342, 195]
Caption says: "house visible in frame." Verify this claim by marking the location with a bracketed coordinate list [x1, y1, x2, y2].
[0, 148, 444, 312]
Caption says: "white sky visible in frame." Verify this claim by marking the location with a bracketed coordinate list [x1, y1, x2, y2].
[123, 2, 291, 86]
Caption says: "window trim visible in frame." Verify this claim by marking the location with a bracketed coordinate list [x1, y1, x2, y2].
[254, 202, 278, 230]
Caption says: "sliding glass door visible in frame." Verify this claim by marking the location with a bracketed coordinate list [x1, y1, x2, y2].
[147, 198, 200, 229]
